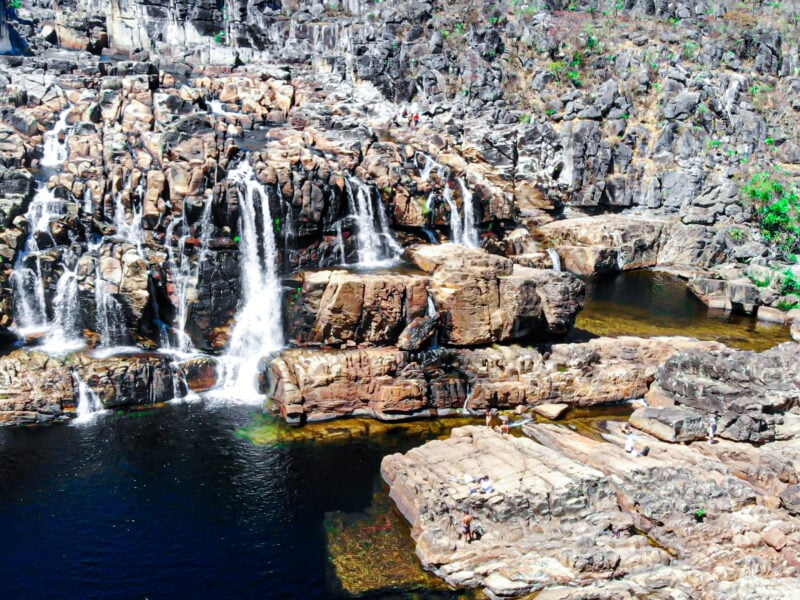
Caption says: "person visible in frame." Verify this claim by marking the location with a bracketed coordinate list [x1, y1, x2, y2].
[461, 510, 473, 543]
[413, 113, 419, 126]
[625, 432, 636, 453]
[479, 476, 494, 494]
[485, 410, 493, 427]
[708, 415, 717, 444]
[500, 415, 509, 435]
[634, 446, 650, 457]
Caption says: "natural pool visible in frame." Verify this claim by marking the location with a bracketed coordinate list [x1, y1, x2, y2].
[1, 269, 791, 598]
[575, 270, 791, 352]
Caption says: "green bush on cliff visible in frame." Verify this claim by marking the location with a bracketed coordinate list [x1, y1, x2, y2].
[742, 169, 800, 259]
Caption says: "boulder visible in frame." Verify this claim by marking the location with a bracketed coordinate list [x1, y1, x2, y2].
[629, 406, 708, 442]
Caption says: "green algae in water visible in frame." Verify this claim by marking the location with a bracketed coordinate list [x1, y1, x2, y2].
[325, 486, 477, 598]
[577, 270, 792, 352]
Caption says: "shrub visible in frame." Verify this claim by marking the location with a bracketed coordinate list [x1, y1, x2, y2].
[741, 170, 800, 258]
[781, 269, 800, 296]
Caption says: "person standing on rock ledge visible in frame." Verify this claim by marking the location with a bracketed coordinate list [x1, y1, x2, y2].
[461, 510, 474, 543]
[708, 415, 717, 444]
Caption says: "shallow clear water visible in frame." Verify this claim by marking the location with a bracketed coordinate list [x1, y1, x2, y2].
[575, 270, 791, 352]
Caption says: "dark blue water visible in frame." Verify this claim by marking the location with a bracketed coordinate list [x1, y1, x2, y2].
[0, 403, 425, 599]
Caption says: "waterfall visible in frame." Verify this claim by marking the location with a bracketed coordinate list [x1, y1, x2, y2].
[40, 105, 72, 168]
[459, 178, 479, 248]
[547, 248, 562, 272]
[335, 220, 346, 265]
[11, 266, 47, 332]
[212, 159, 284, 401]
[40, 267, 84, 354]
[72, 373, 108, 425]
[415, 152, 479, 248]
[11, 187, 69, 334]
[442, 183, 463, 246]
[95, 260, 130, 349]
[345, 176, 402, 267]
[113, 189, 144, 257]
[164, 194, 215, 355]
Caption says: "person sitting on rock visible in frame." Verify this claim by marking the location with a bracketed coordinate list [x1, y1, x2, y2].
[479, 476, 494, 494]
[625, 432, 637, 453]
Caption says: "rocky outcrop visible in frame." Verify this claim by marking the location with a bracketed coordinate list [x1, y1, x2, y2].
[0, 349, 188, 425]
[405, 244, 585, 344]
[651, 342, 800, 442]
[267, 336, 723, 423]
[538, 215, 736, 276]
[382, 424, 800, 598]
[285, 269, 429, 347]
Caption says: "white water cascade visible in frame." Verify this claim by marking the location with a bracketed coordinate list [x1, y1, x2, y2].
[40, 266, 85, 354]
[94, 259, 129, 349]
[212, 159, 284, 401]
[112, 188, 144, 256]
[415, 152, 479, 248]
[40, 105, 73, 168]
[72, 373, 108, 425]
[163, 193, 215, 355]
[11, 187, 70, 334]
[546, 248, 562, 272]
[345, 176, 402, 267]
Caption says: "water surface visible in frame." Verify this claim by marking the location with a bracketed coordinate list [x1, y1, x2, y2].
[576, 270, 791, 351]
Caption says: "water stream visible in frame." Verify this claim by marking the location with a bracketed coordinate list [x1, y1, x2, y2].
[416, 152, 478, 247]
[345, 176, 402, 267]
[212, 159, 284, 401]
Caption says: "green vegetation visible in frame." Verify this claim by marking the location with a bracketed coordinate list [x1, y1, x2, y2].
[728, 227, 745, 241]
[214, 30, 226, 43]
[781, 269, 800, 296]
[741, 169, 800, 258]
[518, 113, 532, 124]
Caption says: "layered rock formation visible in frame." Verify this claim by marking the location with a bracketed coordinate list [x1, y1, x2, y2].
[268, 336, 722, 423]
[644, 341, 800, 443]
[0, 0, 795, 428]
[382, 423, 800, 598]
[0, 349, 193, 425]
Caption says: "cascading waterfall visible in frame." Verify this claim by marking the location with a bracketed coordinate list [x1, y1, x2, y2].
[113, 188, 144, 256]
[11, 107, 77, 335]
[94, 259, 130, 348]
[72, 372, 108, 425]
[335, 220, 346, 265]
[547, 248, 562, 272]
[212, 159, 284, 401]
[442, 184, 463, 247]
[11, 187, 69, 334]
[40, 266, 84, 354]
[40, 105, 73, 168]
[415, 152, 479, 248]
[345, 176, 402, 266]
[163, 193, 215, 355]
